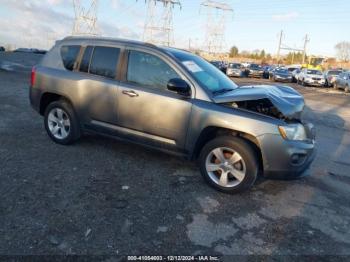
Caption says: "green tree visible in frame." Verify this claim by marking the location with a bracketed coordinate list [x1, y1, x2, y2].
[229, 46, 239, 57]
[259, 50, 266, 59]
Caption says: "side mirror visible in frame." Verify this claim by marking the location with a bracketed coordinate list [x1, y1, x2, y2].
[167, 78, 191, 96]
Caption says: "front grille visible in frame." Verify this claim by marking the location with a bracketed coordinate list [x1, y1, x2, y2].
[312, 77, 321, 80]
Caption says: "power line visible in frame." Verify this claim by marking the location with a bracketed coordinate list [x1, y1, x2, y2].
[200, 0, 233, 55]
[72, 0, 99, 36]
[140, 0, 181, 46]
[276, 30, 309, 63]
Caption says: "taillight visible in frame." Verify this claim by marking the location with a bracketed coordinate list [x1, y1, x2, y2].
[31, 67, 36, 86]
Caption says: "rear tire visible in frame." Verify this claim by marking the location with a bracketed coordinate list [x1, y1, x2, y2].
[44, 100, 81, 145]
[198, 136, 258, 194]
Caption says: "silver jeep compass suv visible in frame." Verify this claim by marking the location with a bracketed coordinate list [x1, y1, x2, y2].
[29, 36, 316, 193]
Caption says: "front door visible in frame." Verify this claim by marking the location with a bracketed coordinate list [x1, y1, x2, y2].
[117, 49, 193, 150]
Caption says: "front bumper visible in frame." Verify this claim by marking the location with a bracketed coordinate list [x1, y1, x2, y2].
[249, 71, 263, 78]
[258, 123, 316, 179]
[275, 76, 292, 82]
[304, 79, 325, 86]
[227, 70, 242, 77]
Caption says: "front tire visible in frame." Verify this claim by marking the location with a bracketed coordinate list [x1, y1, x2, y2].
[199, 136, 258, 194]
[44, 100, 81, 145]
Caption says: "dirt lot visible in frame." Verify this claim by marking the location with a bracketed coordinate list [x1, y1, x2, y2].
[1, 53, 350, 258]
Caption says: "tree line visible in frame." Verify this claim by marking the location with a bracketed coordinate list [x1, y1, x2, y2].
[229, 41, 350, 63]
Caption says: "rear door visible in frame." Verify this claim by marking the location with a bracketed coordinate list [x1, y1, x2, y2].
[75, 45, 122, 124]
[116, 49, 193, 150]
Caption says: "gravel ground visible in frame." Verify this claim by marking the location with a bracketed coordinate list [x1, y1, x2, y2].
[1, 53, 350, 258]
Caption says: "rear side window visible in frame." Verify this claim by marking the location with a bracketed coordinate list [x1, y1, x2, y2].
[79, 46, 93, 73]
[60, 45, 81, 71]
[89, 46, 120, 79]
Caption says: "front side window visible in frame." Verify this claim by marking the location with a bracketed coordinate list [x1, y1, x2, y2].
[60, 45, 81, 71]
[127, 50, 180, 90]
[89, 46, 120, 79]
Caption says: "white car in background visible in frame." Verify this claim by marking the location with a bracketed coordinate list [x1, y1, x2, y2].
[297, 69, 325, 87]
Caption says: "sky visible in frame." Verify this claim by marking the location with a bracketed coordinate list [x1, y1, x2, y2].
[0, 0, 349, 57]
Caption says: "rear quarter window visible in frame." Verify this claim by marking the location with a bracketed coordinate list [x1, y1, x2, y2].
[60, 45, 81, 71]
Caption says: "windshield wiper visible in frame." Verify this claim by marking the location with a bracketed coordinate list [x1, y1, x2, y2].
[212, 88, 234, 95]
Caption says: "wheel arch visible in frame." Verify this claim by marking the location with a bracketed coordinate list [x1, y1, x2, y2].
[191, 126, 263, 171]
[39, 92, 74, 116]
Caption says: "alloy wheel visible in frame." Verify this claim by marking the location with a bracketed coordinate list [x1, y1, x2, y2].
[47, 108, 71, 140]
[205, 147, 246, 188]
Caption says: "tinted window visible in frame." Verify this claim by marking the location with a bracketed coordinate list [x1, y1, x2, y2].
[79, 46, 93, 73]
[89, 46, 120, 78]
[127, 51, 180, 90]
[60, 45, 81, 71]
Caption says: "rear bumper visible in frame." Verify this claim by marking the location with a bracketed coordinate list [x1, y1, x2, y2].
[29, 85, 41, 113]
[258, 125, 316, 179]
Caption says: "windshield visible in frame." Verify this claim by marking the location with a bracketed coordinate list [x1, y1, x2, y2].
[171, 50, 238, 93]
[328, 70, 342, 75]
[307, 70, 322, 75]
[276, 69, 289, 74]
[250, 64, 261, 70]
[229, 63, 241, 69]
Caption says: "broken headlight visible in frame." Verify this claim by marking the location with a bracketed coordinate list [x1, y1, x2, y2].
[278, 124, 307, 141]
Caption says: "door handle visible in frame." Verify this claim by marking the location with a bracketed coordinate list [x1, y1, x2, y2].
[122, 90, 139, 97]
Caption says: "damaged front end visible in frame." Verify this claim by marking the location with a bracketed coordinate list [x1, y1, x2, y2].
[213, 85, 305, 121]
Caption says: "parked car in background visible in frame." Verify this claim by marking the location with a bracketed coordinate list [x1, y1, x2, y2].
[263, 65, 273, 79]
[226, 63, 243, 77]
[34, 49, 47, 55]
[298, 69, 325, 87]
[0, 46, 5, 52]
[291, 69, 301, 83]
[247, 64, 264, 78]
[334, 71, 350, 92]
[271, 68, 293, 83]
[324, 69, 343, 87]
[210, 60, 226, 74]
[29, 36, 316, 193]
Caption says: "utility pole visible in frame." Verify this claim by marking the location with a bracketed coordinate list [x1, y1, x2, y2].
[302, 34, 310, 64]
[72, 0, 99, 36]
[142, 0, 181, 46]
[201, 0, 233, 56]
[276, 30, 308, 64]
[276, 30, 283, 63]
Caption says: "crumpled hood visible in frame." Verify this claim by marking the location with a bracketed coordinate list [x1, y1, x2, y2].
[213, 85, 305, 118]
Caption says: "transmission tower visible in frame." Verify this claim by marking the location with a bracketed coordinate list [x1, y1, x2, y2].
[72, 0, 99, 36]
[142, 0, 181, 46]
[201, 0, 233, 55]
